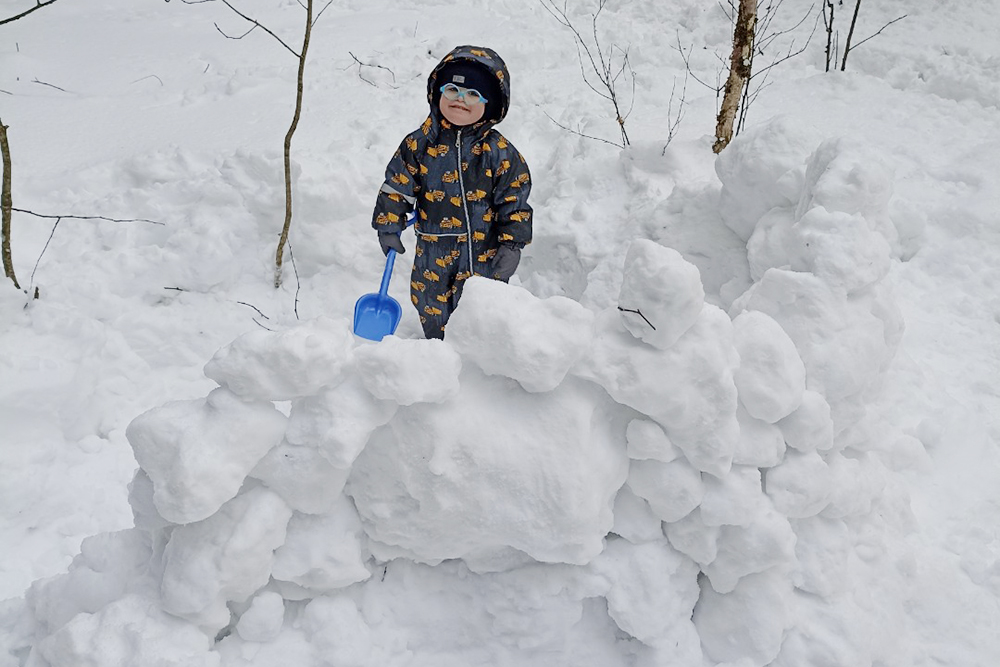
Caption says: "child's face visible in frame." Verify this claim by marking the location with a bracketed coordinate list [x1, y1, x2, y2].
[439, 94, 486, 127]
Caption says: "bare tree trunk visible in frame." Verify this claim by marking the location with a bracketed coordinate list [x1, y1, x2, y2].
[274, 0, 313, 289]
[840, 0, 863, 71]
[0, 118, 20, 289]
[713, 0, 757, 154]
[823, 0, 835, 72]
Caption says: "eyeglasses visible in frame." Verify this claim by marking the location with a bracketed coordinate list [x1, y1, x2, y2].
[440, 83, 488, 106]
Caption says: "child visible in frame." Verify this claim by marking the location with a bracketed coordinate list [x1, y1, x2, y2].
[371, 45, 532, 339]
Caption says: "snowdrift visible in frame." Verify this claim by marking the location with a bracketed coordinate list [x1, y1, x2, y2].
[13, 126, 915, 667]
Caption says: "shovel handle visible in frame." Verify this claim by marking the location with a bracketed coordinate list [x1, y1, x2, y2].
[379, 249, 396, 298]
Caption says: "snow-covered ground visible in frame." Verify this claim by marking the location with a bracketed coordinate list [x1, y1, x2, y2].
[2, 0, 999, 665]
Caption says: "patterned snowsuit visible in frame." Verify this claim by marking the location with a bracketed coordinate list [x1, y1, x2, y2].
[371, 46, 533, 339]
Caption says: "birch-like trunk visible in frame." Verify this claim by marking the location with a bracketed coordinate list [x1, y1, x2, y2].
[713, 0, 757, 154]
[0, 118, 20, 289]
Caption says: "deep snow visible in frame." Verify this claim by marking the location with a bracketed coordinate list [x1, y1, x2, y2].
[2, 0, 1000, 665]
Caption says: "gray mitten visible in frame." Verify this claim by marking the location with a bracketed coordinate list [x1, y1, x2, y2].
[491, 243, 521, 282]
[378, 231, 405, 256]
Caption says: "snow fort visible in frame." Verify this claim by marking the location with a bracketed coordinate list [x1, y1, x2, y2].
[14, 124, 918, 667]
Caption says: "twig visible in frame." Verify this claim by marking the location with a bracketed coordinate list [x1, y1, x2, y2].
[28, 216, 61, 290]
[130, 75, 164, 86]
[0, 0, 61, 26]
[235, 301, 269, 319]
[11, 207, 164, 225]
[348, 52, 397, 88]
[185, 0, 301, 57]
[312, 0, 334, 26]
[661, 71, 689, 156]
[252, 318, 276, 331]
[842, 14, 906, 68]
[32, 79, 70, 93]
[287, 241, 301, 320]
[617, 306, 656, 330]
[538, 107, 621, 148]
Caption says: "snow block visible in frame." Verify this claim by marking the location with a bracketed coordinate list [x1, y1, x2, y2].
[733, 310, 805, 423]
[702, 509, 796, 594]
[446, 276, 595, 393]
[764, 450, 832, 519]
[354, 335, 462, 405]
[694, 569, 795, 666]
[617, 239, 704, 350]
[126, 387, 286, 524]
[627, 458, 704, 523]
[36, 594, 218, 667]
[585, 306, 739, 476]
[625, 418, 680, 463]
[346, 375, 628, 566]
[203, 317, 355, 401]
[591, 538, 700, 648]
[733, 405, 786, 468]
[159, 486, 292, 628]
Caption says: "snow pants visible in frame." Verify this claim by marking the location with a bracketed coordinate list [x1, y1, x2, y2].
[410, 234, 497, 339]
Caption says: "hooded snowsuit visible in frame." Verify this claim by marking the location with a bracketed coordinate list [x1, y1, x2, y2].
[371, 45, 532, 339]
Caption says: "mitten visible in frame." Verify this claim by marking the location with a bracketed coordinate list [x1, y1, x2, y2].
[378, 231, 405, 256]
[491, 243, 521, 282]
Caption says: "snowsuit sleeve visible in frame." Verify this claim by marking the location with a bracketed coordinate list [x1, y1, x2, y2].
[372, 133, 423, 235]
[490, 142, 532, 247]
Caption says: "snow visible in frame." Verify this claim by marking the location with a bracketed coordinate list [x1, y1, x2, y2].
[2, 0, 1000, 665]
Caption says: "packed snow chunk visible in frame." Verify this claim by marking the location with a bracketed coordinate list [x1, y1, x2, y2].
[611, 484, 665, 544]
[771, 593, 878, 667]
[346, 375, 628, 565]
[591, 538, 700, 647]
[126, 387, 287, 524]
[203, 317, 355, 401]
[160, 486, 293, 628]
[664, 509, 720, 567]
[790, 516, 851, 597]
[699, 466, 767, 527]
[703, 509, 796, 594]
[271, 499, 371, 598]
[446, 276, 595, 392]
[733, 405, 786, 468]
[235, 591, 285, 643]
[299, 596, 378, 666]
[354, 335, 461, 405]
[821, 451, 887, 519]
[764, 450, 832, 518]
[733, 310, 805, 423]
[25, 529, 153, 634]
[626, 418, 680, 463]
[716, 115, 813, 241]
[585, 307, 739, 476]
[694, 569, 795, 666]
[777, 389, 834, 452]
[284, 377, 396, 469]
[627, 458, 704, 523]
[617, 239, 704, 350]
[36, 594, 218, 667]
[730, 268, 892, 426]
[794, 138, 896, 240]
[786, 208, 893, 293]
[250, 442, 348, 514]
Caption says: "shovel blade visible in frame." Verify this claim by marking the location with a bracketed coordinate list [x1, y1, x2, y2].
[353, 292, 403, 341]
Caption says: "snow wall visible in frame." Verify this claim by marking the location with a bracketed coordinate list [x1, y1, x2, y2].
[14, 127, 914, 667]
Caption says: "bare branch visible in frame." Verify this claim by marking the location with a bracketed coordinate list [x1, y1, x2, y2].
[28, 216, 60, 290]
[32, 79, 71, 93]
[312, 0, 334, 26]
[193, 0, 301, 58]
[538, 107, 621, 148]
[348, 51, 397, 88]
[11, 207, 164, 225]
[843, 13, 906, 68]
[0, 0, 61, 26]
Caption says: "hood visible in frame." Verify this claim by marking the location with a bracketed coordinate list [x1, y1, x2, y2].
[427, 45, 511, 128]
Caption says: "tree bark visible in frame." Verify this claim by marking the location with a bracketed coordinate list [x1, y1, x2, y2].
[274, 0, 313, 288]
[713, 0, 757, 154]
[0, 118, 20, 289]
[841, 0, 863, 71]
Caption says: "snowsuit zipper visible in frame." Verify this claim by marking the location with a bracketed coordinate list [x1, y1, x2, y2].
[456, 129, 476, 277]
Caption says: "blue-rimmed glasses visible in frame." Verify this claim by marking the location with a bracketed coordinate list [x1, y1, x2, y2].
[440, 83, 488, 105]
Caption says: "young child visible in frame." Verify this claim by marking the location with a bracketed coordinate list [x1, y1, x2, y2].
[371, 45, 532, 339]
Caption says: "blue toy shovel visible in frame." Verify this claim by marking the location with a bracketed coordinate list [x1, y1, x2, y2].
[353, 214, 414, 341]
[353, 248, 403, 341]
